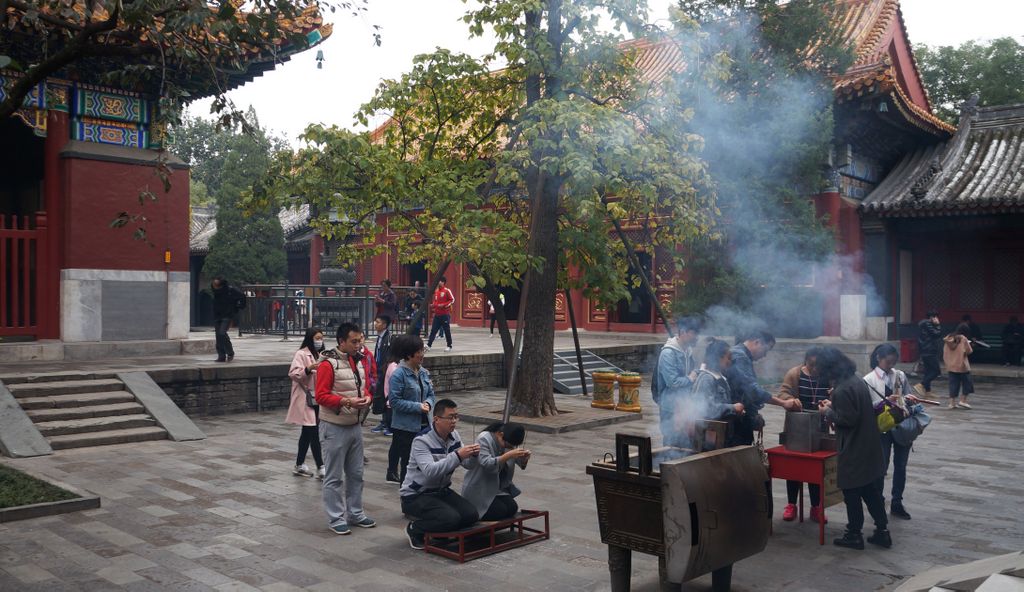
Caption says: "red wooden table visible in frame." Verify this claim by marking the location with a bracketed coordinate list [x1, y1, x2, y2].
[765, 446, 839, 545]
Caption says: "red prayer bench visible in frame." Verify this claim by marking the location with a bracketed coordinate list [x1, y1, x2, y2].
[418, 510, 550, 562]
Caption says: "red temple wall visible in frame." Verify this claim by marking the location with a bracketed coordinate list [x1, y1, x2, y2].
[62, 157, 189, 272]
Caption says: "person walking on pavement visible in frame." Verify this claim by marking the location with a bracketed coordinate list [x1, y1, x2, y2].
[314, 322, 376, 535]
[915, 310, 943, 398]
[944, 323, 975, 410]
[1001, 316, 1023, 366]
[375, 279, 399, 321]
[426, 276, 455, 352]
[211, 277, 245, 362]
[286, 327, 326, 479]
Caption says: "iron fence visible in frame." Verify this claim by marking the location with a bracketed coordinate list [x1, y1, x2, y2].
[237, 283, 426, 339]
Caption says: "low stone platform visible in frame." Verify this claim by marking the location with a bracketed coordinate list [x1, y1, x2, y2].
[455, 388, 643, 434]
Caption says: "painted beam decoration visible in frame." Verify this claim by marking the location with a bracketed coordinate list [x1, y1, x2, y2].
[71, 86, 153, 148]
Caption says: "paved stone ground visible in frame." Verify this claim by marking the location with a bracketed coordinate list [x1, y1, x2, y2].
[2, 380, 1022, 591]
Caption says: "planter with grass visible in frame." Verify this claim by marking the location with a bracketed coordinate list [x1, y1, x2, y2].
[0, 463, 100, 522]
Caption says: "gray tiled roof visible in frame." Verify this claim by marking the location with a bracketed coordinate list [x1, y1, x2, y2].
[862, 103, 1024, 216]
[189, 204, 310, 254]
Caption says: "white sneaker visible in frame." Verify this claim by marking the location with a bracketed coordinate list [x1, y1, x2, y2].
[317, 466, 326, 480]
[294, 464, 314, 477]
[444, 346, 452, 352]
[424, 345, 431, 352]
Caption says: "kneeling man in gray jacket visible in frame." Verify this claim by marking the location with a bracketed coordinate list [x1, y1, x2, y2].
[400, 398, 480, 549]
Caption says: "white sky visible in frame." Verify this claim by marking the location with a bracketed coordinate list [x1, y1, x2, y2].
[190, 0, 1024, 143]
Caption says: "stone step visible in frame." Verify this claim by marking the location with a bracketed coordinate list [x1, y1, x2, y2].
[0, 372, 118, 386]
[16, 391, 137, 410]
[47, 426, 168, 450]
[6, 379, 125, 398]
[25, 402, 147, 422]
[36, 414, 157, 437]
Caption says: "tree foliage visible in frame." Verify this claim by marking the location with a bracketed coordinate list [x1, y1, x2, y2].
[263, 1, 719, 416]
[915, 37, 1024, 123]
[189, 111, 287, 284]
[0, 0, 374, 124]
[671, 0, 851, 318]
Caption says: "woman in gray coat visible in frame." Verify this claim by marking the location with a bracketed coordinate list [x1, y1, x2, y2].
[461, 423, 531, 520]
[816, 347, 890, 551]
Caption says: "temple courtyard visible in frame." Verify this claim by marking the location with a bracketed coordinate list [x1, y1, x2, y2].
[1, 364, 1021, 592]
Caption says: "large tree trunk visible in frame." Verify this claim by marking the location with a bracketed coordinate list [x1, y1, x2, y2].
[510, 175, 561, 417]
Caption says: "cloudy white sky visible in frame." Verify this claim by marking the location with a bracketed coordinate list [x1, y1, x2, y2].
[190, 0, 1024, 143]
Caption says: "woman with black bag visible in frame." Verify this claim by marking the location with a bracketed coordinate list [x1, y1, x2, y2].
[863, 344, 924, 521]
[286, 327, 326, 479]
[386, 335, 436, 484]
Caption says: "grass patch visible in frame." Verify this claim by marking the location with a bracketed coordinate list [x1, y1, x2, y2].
[0, 464, 78, 509]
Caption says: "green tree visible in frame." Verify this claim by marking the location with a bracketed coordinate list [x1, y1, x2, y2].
[672, 0, 851, 321]
[263, 2, 718, 417]
[202, 113, 287, 284]
[915, 37, 1024, 123]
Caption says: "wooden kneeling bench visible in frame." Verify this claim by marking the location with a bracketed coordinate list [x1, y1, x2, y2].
[408, 510, 550, 562]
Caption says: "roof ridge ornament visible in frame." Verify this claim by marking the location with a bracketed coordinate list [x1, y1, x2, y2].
[909, 158, 941, 200]
[959, 94, 980, 120]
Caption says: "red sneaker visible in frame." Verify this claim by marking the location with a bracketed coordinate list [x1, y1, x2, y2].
[810, 505, 828, 524]
[782, 503, 797, 521]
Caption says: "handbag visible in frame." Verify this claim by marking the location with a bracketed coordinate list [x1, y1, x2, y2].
[891, 405, 931, 446]
[304, 387, 318, 409]
[873, 399, 905, 433]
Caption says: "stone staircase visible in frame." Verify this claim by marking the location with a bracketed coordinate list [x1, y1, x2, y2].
[3, 374, 168, 450]
[552, 350, 624, 395]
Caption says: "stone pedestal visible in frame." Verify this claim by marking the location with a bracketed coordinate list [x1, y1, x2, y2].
[840, 294, 867, 341]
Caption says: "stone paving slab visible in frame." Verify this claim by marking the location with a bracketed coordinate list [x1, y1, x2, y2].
[0, 381, 1022, 591]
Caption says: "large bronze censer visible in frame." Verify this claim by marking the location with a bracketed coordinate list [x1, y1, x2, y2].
[587, 426, 771, 591]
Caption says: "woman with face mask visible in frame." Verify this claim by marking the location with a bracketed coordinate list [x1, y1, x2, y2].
[287, 327, 327, 479]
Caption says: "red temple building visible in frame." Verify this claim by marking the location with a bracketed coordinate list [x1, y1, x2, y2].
[1, 4, 330, 346]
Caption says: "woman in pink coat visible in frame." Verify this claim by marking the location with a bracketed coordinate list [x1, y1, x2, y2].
[287, 327, 326, 478]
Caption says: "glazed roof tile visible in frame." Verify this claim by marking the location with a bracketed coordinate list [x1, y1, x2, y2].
[861, 103, 1024, 216]
[190, 203, 310, 254]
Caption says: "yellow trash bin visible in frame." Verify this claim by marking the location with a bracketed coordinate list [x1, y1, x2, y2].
[615, 372, 642, 413]
[591, 370, 618, 409]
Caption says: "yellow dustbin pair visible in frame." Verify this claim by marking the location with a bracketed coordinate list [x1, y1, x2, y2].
[591, 370, 642, 413]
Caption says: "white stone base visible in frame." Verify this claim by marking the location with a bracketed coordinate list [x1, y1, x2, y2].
[840, 294, 867, 341]
[60, 269, 190, 342]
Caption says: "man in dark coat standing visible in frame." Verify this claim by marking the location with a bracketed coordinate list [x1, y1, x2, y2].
[725, 330, 801, 446]
[915, 310, 943, 397]
[211, 277, 245, 362]
[817, 347, 889, 550]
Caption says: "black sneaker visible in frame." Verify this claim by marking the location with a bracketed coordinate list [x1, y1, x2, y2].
[215, 357, 227, 362]
[890, 503, 912, 520]
[406, 522, 424, 550]
[867, 529, 892, 548]
[227, 355, 234, 362]
[833, 531, 864, 550]
[385, 472, 401, 484]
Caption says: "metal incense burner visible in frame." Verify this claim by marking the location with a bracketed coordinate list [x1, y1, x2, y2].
[587, 424, 771, 592]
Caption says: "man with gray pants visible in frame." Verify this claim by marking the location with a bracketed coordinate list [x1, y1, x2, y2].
[315, 322, 376, 535]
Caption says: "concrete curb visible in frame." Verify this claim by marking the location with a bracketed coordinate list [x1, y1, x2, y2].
[0, 461, 100, 523]
[0, 381, 53, 458]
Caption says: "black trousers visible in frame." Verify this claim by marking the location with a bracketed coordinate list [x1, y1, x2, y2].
[1004, 343, 1022, 366]
[401, 489, 478, 535]
[786, 481, 821, 506]
[920, 355, 940, 392]
[842, 483, 888, 534]
[427, 314, 452, 348]
[388, 428, 417, 480]
[214, 318, 234, 358]
[296, 422, 323, 468]
[481, 495, 518, 521]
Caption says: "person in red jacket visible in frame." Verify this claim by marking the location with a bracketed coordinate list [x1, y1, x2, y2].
[426, 276, 456, 352]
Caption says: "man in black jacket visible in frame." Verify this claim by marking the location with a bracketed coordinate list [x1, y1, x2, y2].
[211, 277, 245, 362]
[1003, 316, 1023, 366]
[915, 310, 942, 397]
[370, 314, 394, 435]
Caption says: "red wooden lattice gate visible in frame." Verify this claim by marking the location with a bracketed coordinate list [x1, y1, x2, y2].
[0, 213, 47, 338]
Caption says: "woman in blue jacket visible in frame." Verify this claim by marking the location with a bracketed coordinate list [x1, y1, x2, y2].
[386, 334, 436, 483]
